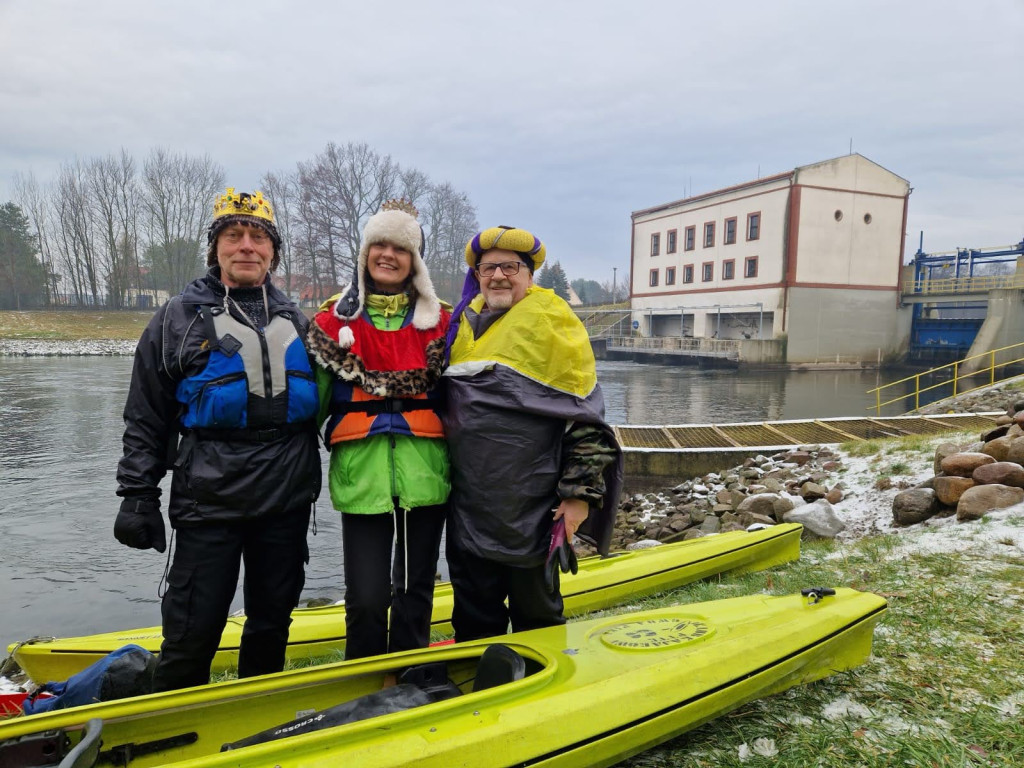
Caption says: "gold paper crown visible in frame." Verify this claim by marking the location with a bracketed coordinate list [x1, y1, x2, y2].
[380, 198, 418, 219]
[212, 187, 275, 224]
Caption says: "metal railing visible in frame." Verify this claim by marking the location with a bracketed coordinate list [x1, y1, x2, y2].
[576, 309, 633, 338]
[606, 335, 740, 359]
[901, 273, 1024, 296]
[867, 341, 1024, 415]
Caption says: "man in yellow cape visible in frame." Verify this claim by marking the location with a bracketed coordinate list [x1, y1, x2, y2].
[442, 226, 623, 642]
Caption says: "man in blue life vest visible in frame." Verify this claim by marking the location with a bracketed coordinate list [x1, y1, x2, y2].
[442, 226, 623, 641]
[114, 188, 321, 692]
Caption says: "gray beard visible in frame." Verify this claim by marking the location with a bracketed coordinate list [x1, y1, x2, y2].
[485, 292, 514, 311]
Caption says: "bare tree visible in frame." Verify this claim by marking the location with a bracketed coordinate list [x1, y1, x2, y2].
[88, 151, 139, 308]
[51, 160, 101, 305]
[421, 182, 478, 304]
[142, 148, 224, 292]
[261, 169, 299, 300]
[297, 142, 401, 287]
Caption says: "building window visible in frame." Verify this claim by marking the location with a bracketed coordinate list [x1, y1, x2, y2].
[683, 264, 694, 283]
[747, 212, 760, 241]
[703, 222, 715, 248]
[649, 269, 659, 287]
[666, 229, 678, 254]
[702, 262, 713, 282]
[744, 256, 758, 278]
[724, 217, 737, 245]
[684, 226, 695, 251]
[665, 266, 676, 285]
[650, 232, 660, 256]
[722, 259, 735, 280]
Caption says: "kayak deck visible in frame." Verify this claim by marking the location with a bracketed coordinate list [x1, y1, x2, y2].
[11, 524, 803, 682]
[0, 587, 885, 768]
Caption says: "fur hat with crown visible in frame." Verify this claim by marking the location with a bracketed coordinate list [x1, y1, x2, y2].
[330, 199, 441, 348]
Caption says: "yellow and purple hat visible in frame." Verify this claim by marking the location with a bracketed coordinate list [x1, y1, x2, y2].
[465, 226, 545, 273]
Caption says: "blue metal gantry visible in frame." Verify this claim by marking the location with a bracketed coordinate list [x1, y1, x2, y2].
[906, 235, 1024, 363]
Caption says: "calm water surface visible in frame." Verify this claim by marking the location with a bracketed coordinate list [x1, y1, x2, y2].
[0, 357, 908, 653]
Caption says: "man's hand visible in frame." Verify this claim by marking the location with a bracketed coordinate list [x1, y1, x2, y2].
[544, 518, 578, 594]
[114, 498, 167, 553]
[553, 498, 589, 541]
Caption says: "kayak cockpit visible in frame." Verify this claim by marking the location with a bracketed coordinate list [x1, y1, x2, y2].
[1, 643, 549, 768]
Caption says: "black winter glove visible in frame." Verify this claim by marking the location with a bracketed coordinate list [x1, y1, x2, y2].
[114, 498, 167, 553]
[543, 518, 578, 594]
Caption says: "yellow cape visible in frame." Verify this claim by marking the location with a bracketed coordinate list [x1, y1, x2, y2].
[449, 286, 597, 398]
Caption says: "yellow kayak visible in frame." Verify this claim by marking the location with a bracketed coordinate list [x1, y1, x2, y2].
[0, 587, 885, 768]
[11, 524, 802, 682]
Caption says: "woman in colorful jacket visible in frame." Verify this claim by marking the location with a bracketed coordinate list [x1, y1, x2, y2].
[306, 199, 451, 660]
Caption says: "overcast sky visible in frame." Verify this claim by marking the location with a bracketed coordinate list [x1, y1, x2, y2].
[1, 0, 1021, 285]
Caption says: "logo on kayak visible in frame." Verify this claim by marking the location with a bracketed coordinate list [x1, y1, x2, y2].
[599, 617, 713, 650]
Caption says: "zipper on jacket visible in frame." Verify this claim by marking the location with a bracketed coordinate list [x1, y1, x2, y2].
[389, 431, 398, 498]
[257, 328, 273, 399]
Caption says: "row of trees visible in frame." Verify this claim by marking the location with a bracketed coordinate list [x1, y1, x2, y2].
[3, 142, 626, 310]
[5, 143, 481, 308]
[535, 261, 625, 305]
[12, 149, 225, 308]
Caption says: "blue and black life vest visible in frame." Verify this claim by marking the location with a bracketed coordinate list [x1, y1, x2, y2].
[176, 304, 318, 438]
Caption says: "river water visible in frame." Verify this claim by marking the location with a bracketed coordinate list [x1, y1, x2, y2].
[0, 357, 910, 656]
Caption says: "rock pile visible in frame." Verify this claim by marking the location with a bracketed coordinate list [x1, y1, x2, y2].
[0, 339, 137, 356]
[893, 397, 1024, 525]
[915, 379, 1024, 415]
[582, 447, 849, 557]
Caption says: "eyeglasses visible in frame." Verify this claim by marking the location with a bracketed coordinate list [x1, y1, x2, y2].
[476, 261, 522, 278]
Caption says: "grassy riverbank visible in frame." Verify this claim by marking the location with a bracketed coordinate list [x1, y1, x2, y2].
[624, 431, 1024, 767]
[0, 310, 154, 340]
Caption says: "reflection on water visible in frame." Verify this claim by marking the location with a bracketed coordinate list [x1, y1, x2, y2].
[597, 360, 901, 425]
[0, 357, 933, 650]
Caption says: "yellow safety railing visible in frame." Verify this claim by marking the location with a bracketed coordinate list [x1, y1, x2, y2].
[901, 273, 1024, 296]
[867, 341, 1024, 415]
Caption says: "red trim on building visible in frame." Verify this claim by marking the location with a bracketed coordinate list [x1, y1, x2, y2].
[746, 211, 761, 241]
[684, 225, 696, 251]
[785, 185, 801, 285]
[703, 221, 715, 248]
[797, 183, 907, 200]
[632, 281, 785, 298]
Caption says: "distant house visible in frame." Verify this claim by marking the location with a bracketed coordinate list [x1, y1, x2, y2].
[272, 274, 344, 308]
[629, 153, 911, 363]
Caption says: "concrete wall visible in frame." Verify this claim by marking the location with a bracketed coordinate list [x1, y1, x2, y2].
[785, 286, 909, 363]
[962, 289, 1024, 374]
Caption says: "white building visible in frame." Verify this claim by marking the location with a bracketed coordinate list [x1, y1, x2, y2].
[629, 154, 912, 363]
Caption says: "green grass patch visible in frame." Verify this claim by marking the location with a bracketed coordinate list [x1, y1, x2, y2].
[0, 310, 155, 341]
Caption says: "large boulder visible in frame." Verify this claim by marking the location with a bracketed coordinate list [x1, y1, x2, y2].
[892, 488, 940, 525]
[939, 452, 996, 478]
[783, 499, 845, 539]
[956, 484, 1024, 521]
[933, 443, 961, 475]
[735, 492, 794, 522]
[932, 476, 976, 506]
[1005, 438, 1024, 466]
[972, 461, 1024, 488]
[982, 435, 1014, 462]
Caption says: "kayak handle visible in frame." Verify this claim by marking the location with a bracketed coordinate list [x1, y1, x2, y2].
[800, 587, 837, 605]
[58, 719, 102, 768]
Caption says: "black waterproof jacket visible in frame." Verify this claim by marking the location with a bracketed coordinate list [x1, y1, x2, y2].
[116, 271, 321, 526]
